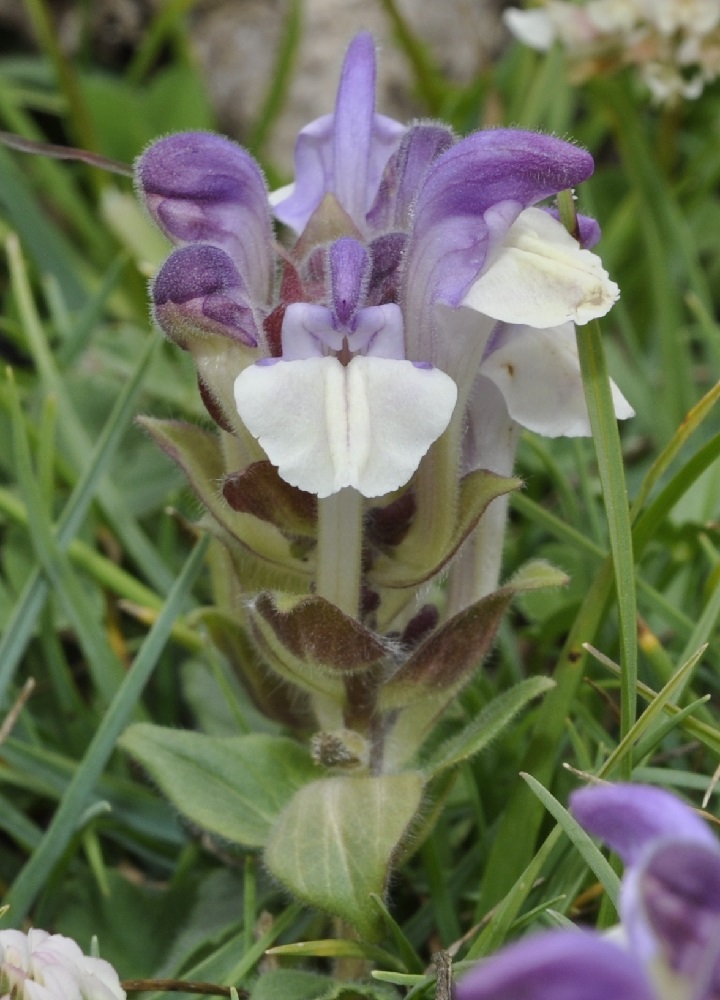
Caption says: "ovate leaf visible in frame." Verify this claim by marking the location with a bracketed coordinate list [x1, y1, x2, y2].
[265, 773, 423, 940]
[119, 725, 320, 847]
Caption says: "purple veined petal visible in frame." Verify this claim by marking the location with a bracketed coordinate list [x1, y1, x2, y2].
[348, 304, 404, 358]
[457, 930, 655, 1000]
[153, 244, 260, 347]
[367, 123, 455, 231]
[402, 129, 594, 363]
[137, 132, 273, 302]
[328, 237, 371, 326]
[413, 129, 594, 244]
[570, 783, 718, 866]
[635, 840, 720, 999]
[280, 303, 340, 359]
[476, 321, 633, 436]
[271, 33, 405, 233]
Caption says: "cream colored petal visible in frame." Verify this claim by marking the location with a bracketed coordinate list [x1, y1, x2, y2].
[462, 207, 619, 328]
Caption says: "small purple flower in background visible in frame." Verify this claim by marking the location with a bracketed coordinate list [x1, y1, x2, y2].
[457, 783, 720, 1000]
[572, 782, 720, 999]
[136, 31, 630, 502]
[0, 928, 125, 1000]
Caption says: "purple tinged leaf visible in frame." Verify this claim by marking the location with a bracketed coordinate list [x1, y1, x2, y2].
[197, 374, 235, 432]
[137, 131, 273, 300]
[570, 784, 717, 866]
[457, 931, 655, 1000]
[222, 462, 317, 536]
[271, 34, 405, 233]
[366, 490, 417, 547]
[153, 245, 260, 346]
[383, 587, 513, 698]
[197, 608, 313, 728]
[251, 593, 390, 675]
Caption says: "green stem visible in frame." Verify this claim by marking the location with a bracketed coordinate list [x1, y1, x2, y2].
[315, 488, 364, 619]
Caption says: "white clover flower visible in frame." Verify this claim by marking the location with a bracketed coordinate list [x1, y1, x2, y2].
[0, 929, 125, 1000]
[637, 0, 720, 36]
[505, 0, 720, 103]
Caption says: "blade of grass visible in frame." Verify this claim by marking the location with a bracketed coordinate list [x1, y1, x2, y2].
[521, 774, 620, 910]
[6, 233, 176, 594]
[1, 532, 209, 923]
[0, 331, 159, 708]
[0, 487, 202, 657]
[9, 368, 128, 703]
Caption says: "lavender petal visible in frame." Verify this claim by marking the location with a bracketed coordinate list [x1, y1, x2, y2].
[457, 930, 654, 1000]
[137, 131, 273, 301]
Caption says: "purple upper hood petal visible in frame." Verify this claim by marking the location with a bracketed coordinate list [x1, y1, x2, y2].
[402, 129, 594, 366]
[137, 131, 273, 302]
[153, 244, 260, 347]
[571, 783, 717, 866]
[457, 930, 654, 1000]
[271, 33, 405, 233]
[367, 122, 455, 231]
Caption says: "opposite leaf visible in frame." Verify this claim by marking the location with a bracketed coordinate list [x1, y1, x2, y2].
[119, 725, 320, 847]
[266, 773, 424, 941]
[422, 675, 555, 775]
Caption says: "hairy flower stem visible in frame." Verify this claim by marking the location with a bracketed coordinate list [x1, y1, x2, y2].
[315, 487, 364, 618]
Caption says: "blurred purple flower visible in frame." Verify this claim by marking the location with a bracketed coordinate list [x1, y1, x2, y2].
[458, 783, 720, 1000]
[458, 929, 655, 1000]
[571, 782, 720, 998]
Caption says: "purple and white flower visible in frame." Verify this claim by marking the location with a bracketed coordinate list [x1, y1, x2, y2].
[136, 32, 629, 502]
[457, 783, 720, 1000]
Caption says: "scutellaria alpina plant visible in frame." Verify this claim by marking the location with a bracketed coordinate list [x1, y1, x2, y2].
[458, 782, 720, 1000]
[119, 31, 633, 937]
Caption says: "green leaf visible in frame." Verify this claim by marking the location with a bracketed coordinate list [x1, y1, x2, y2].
[265, 773, 424, 940]
[381, 563, 565, 714]
[2, 534, 210, 925]
[372, 469, 522, 589]
[251, 970, 398, 1000]
[423, 676, 556, 775]
[267, 938, 402, 970]
[193, 608, 309, 729]
[139, 417, 312, 586]
[119, 726, 321, 847]
[575, 314, 637, 768]
[250, 971, 331, 1000]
